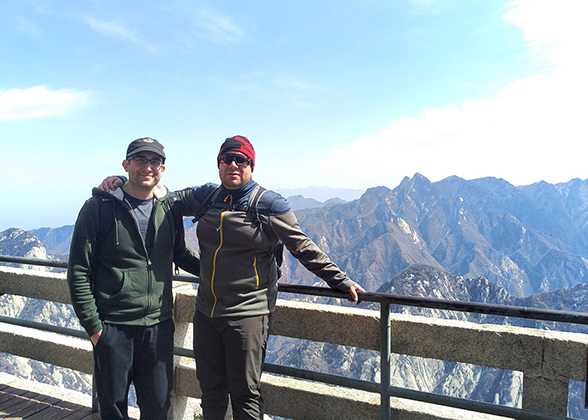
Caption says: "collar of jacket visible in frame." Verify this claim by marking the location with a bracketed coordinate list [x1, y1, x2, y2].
[218, 179, 258, 206]
[92, 184, 169, 203]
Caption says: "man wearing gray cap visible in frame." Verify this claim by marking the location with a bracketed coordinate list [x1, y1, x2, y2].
[68, 137, 200, 420]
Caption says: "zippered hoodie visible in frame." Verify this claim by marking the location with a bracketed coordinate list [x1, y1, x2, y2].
[67, 185, 200, 337]
[175, 179, 355, 318]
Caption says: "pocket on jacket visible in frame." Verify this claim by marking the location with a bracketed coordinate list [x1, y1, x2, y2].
[94, 266, 125, 299]
[106, 271, 130, 300]
[103, 270, 148, 303]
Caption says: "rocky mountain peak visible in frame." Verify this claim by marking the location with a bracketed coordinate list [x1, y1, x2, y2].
[0, 228, 49, 270]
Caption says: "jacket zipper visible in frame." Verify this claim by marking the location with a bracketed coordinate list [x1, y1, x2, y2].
[253, 257, 259, 287]
[209, 211, 226, 317]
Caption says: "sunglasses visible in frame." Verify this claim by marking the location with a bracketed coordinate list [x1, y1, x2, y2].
[220, 153, 251, 168]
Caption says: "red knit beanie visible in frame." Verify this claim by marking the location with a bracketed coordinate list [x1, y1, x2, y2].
[217, 135, 255, 171]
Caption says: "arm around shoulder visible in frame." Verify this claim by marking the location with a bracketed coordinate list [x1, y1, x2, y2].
[173, 183, 219, 219]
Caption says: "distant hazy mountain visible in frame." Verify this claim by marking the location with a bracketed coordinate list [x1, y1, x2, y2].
[30, 225, 74, 260]
[285, 195, 347, 211]
[275, 186, 364, 202]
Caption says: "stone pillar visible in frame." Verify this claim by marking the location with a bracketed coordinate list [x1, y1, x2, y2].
[522, 372, 569, 416]
[170, 283, 196, 420]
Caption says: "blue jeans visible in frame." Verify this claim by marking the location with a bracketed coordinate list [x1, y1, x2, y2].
[93, 318, 175, 420]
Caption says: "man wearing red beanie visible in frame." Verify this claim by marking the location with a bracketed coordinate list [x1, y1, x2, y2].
[99, 135, 365, 420]
[184, 135, 365, 420]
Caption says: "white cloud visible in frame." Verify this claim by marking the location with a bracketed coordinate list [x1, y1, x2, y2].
[0, 86, 91, 121]
[84, 17, 135, 40]
[501, 0, 588, 67]
[313, 0, 588, 189]
[84, 17, 158, 52]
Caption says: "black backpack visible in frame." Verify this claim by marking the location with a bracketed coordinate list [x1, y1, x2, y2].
[194, 185, 284, 273]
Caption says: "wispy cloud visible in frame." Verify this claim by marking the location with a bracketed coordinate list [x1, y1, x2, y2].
[0, 86, 91, 121]
[272, 76, 320, 92]
[273, 76, 322, 109]
[191, 8, 245, 45]
[218, 73, 321, 108]
[312, 0, 588, 189]
[83, 16, 159, 52]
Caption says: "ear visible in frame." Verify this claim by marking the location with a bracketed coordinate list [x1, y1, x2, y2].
[160, 165, 166, 174]
[122, 159, 130, 172]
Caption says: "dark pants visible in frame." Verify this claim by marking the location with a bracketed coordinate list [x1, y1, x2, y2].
[193, 310, 271, 420]
[93, 318, 175, 420]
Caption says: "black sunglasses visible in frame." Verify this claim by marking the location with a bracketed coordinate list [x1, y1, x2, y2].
[220, 153, 251, 167]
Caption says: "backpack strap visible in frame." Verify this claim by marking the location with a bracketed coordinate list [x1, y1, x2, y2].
[247, 186, 284, 272]
[193, 186, 222, 223]
[168, 191, 184, 230]
[246, 185, 266, 227]
[194, 185, 266, 226]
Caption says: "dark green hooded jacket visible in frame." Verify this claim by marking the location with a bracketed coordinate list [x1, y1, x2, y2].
[67, 185, 200, 337]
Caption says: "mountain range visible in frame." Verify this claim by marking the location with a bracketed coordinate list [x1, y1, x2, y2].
[277, 174, 588, 298]
[3, 174, 588, 418]
[27, 173, 588, 299]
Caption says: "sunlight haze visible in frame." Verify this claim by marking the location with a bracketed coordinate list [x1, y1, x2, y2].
[1, 0, 586, 230]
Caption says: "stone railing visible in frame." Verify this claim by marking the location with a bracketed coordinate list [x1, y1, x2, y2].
[1, 263, 587, 420]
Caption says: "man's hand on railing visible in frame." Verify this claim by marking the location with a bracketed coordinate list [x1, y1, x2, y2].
[348, 283, 366, 304]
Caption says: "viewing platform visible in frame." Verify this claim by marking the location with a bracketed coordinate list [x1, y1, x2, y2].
[0, 372, 141, 419]
[2, 257, 588, 419]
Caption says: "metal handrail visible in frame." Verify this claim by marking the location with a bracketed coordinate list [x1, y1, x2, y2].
[4, 255, 588, 326]
[0, 255, 582, 419]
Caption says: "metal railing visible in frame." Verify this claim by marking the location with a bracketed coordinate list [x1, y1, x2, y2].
[2, 255, 588, 420]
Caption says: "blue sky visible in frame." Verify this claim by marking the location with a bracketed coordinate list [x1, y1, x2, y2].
[1, 0, 587, 230]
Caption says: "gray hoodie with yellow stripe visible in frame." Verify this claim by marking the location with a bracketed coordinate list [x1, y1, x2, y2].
[175, 179, 355, 318]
